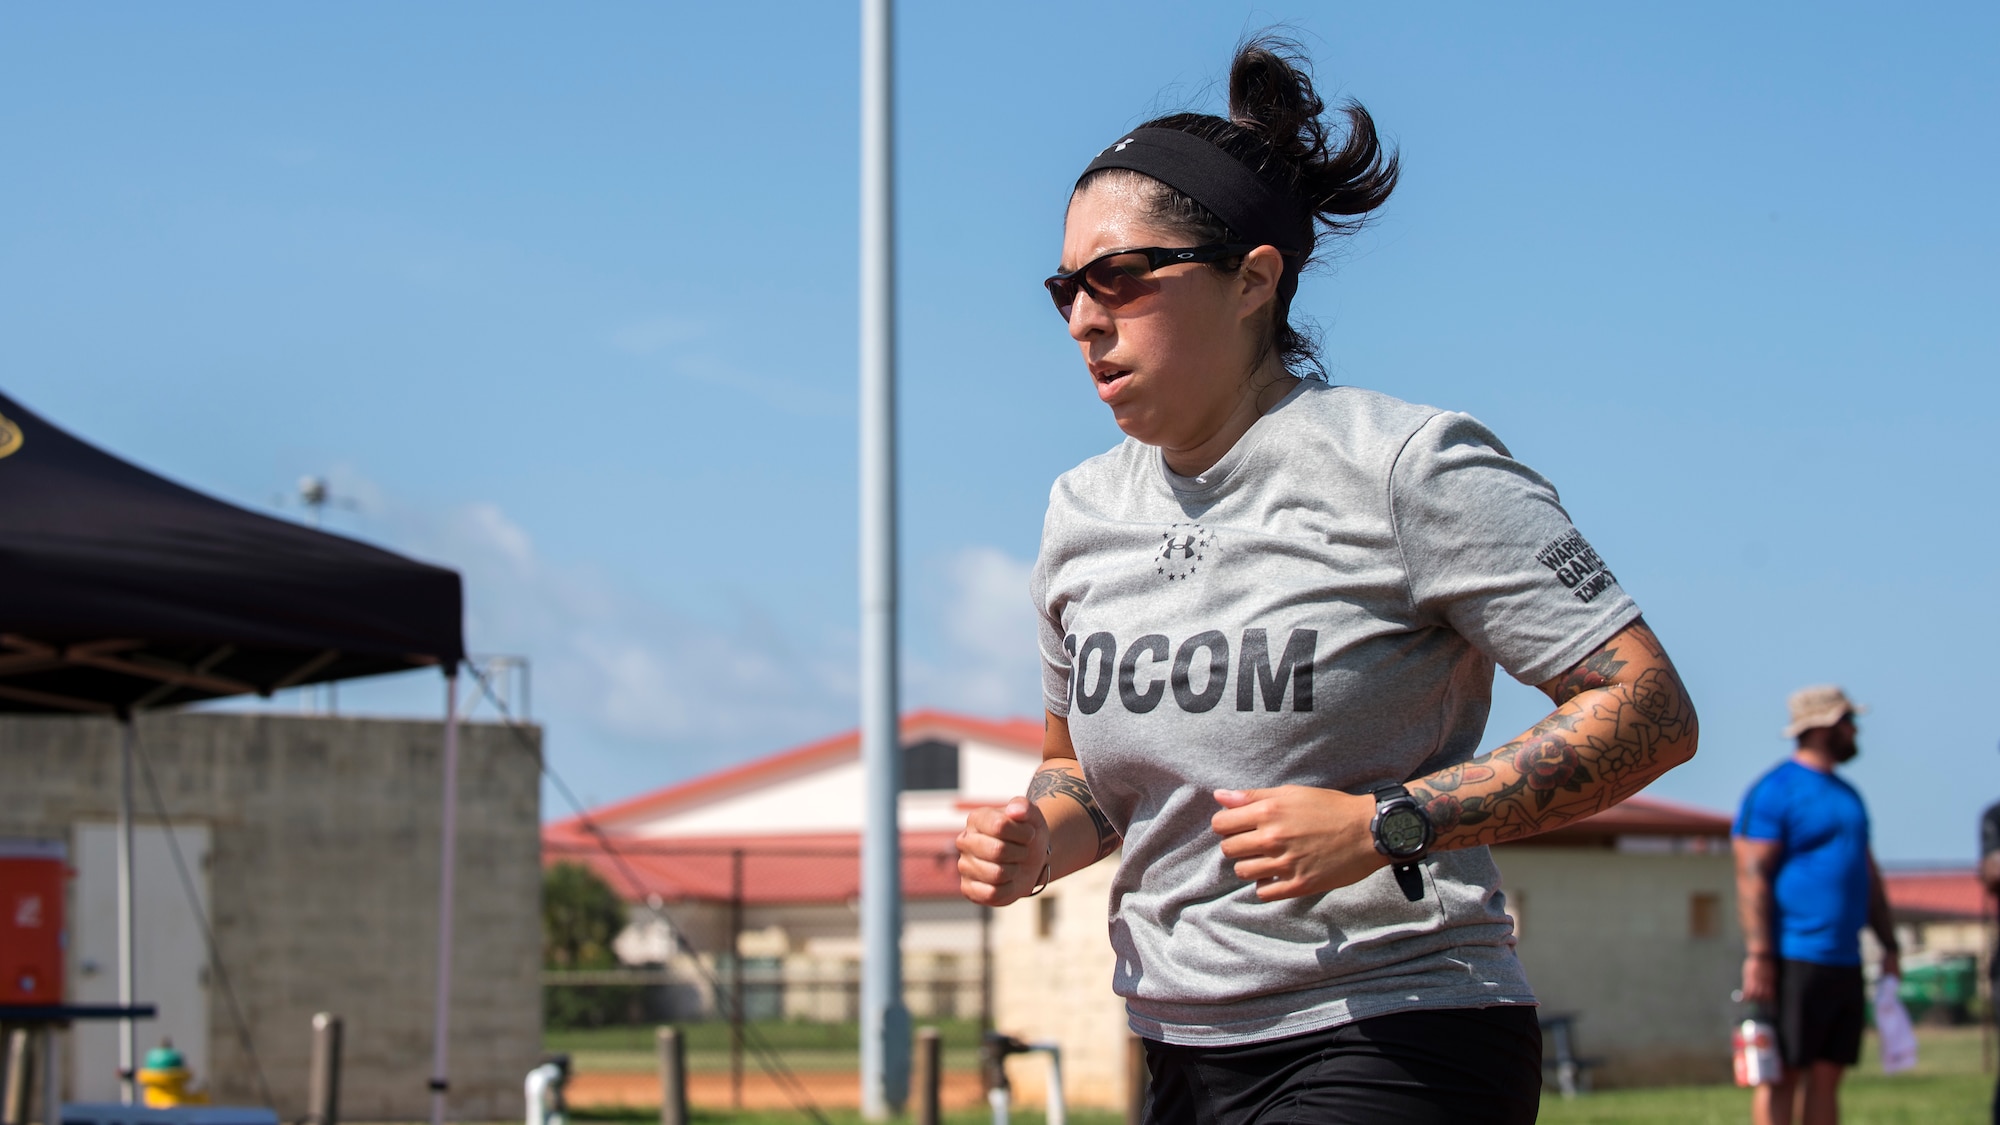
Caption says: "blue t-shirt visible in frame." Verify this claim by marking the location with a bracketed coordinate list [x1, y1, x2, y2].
[1734, 760, 1872, 966]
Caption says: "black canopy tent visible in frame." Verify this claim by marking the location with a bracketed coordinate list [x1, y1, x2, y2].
[0, 391, 461, 709]
[0, 390, 469, 1122]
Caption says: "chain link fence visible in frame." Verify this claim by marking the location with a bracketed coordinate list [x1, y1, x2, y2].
[542, 839, 989, 1032]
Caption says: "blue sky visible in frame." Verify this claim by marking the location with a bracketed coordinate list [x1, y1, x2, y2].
[3, 4, 1993, 861]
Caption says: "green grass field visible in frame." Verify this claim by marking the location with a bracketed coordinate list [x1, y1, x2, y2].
[557, 1023, 1995, 1124]
[548, 1019, 989, 1074]
[1535, 1025, 1992, 1125]
[570, 1103, 1122, 1125]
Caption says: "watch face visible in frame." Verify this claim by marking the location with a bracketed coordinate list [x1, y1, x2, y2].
[1380, 807, 1428, 855]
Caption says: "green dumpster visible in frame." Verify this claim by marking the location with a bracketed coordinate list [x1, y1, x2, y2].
[1898, 955, 1978, 1024]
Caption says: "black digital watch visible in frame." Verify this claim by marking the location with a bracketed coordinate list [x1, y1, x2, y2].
[1370, 783, 1434, 902]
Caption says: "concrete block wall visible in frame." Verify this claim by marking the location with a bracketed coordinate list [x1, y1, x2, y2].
[991, 852, 1128, 1111]
[991, 841, 1741, 1100]
[1493, 844, 1740, 1086]
[0, 710, 543, 1121]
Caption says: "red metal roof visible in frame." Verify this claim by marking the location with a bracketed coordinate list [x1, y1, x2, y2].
[1517, 793, 1734, 845]
[543, 713, 1746, 899]
[547, 796, 1732, 905]
[1884, 868, 1992, 922]
[544, 830, 965, 905]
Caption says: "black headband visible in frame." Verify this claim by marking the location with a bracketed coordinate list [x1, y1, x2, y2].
[1077, 127, 1309, 257]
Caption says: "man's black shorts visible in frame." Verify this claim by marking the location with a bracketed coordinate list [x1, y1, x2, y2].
[1141, 1006, 1542, 1125]
[1776, 958, 1865, 1068]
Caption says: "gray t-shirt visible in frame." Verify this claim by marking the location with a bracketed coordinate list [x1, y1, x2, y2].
[1031, 381, 1640, 1045]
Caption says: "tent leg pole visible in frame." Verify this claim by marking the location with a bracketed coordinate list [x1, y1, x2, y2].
[41, 1027, 58, 1125]
[428, 671, 461, 1125]
[117, 719, 137, 1106]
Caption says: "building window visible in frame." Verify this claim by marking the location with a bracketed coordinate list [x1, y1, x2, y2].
[1037, 895, 1057, 940]
[1690, 892, 1721, 939]
[902, 739, 960, 791]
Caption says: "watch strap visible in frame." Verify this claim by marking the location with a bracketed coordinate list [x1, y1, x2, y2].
[1390, 863, 1425, 902]
[1371, 782, 1433, 904]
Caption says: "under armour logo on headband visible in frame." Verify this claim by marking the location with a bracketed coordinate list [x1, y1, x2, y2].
[1107, 136, 1136, 153]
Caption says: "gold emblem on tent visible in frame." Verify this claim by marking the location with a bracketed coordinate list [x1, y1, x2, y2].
[0, 413, 21, 460]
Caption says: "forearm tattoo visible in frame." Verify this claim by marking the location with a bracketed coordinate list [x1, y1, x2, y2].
[1409, 619, 1698, 848]
[1028, 764, 1122, 862]
[1734, 847, 1777, 953]
[1867, 872, 1898, 947]
[1738, 877, 1775, 954]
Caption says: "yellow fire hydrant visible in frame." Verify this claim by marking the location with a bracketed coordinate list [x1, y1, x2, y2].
[137, 1041, 210, 1107]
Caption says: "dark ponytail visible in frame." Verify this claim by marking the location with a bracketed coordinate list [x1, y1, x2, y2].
[1078, 36, 1399, 379]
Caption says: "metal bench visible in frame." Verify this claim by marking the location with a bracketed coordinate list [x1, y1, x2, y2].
[1539, 1014, 1606, 1097]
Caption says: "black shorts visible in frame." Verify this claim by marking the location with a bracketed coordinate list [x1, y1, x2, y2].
[1775, 959, 1865, 1068]
[1141, 1006, 1542, 1125]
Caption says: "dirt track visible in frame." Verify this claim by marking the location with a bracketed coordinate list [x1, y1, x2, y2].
[568, 1069, 989, 1111]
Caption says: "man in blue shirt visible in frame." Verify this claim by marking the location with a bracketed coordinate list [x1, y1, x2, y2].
[1734, 685, 1899, 1125]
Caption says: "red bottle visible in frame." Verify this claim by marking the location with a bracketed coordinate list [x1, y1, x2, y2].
[1732, 1018, 1780, 1087]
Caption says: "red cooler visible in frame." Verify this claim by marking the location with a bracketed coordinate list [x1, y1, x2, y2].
[0, 838, 67, 1004]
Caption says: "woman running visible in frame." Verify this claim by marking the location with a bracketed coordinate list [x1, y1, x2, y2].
[956, 36, 1699, 1125]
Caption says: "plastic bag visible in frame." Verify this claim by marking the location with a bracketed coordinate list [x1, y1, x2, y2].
[1874, 973, 1918, 1075]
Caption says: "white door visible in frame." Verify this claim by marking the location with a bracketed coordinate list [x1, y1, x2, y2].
[69, 822, 211, 1104]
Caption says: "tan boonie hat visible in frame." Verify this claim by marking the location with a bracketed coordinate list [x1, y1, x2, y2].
[1785, 684, 1866, 738]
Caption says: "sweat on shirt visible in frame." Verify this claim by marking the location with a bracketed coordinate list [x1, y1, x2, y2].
[1030, 380, 1641, 1045]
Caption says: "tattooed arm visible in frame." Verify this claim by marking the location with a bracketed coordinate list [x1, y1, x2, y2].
[1027, 722, 1124, 870]
[1214, 618, 1698, 901]
[1866, 855, 1901, 979]
[1733, 835, 1782, 1001]
[1405, 617, 1698, 848]
[957, 711, 1121, 907]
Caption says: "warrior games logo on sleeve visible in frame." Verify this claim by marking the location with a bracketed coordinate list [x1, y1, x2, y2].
[1536, 530, 1616, 603]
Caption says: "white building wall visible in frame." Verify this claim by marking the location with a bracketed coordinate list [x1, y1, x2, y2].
[617, 735, 1041, 838]
[630, 759, 870, 837]
[992, 853, 1128, 1110]
[593, 725, 1046, 1025]
[1492, 844, 1739, 1086]
[963, 737, 1041, 801]
[901, 789, 974, 833]
[70, 823, 211, 1104]
[990, 842, 1741, 1107]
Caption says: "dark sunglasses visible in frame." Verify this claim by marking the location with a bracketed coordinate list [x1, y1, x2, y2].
[1043, 243, 1260, 321]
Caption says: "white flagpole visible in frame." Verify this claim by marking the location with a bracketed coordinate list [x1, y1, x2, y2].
[858, 0, 909, 1116]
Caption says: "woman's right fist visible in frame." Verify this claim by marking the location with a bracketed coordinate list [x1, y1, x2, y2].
[956, 796, 1050, 908]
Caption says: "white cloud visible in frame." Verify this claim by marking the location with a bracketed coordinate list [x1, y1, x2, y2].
[672, 352, 849, 416]
[256, 466, 1039, 801]
[608, 316, 702, 356]
[908, 545, 1042, 718]
[605, 315, 849, 417]
[457, 501, 535, 570]
[267, 476, 853, 770]
[570, 635, 692, 739]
